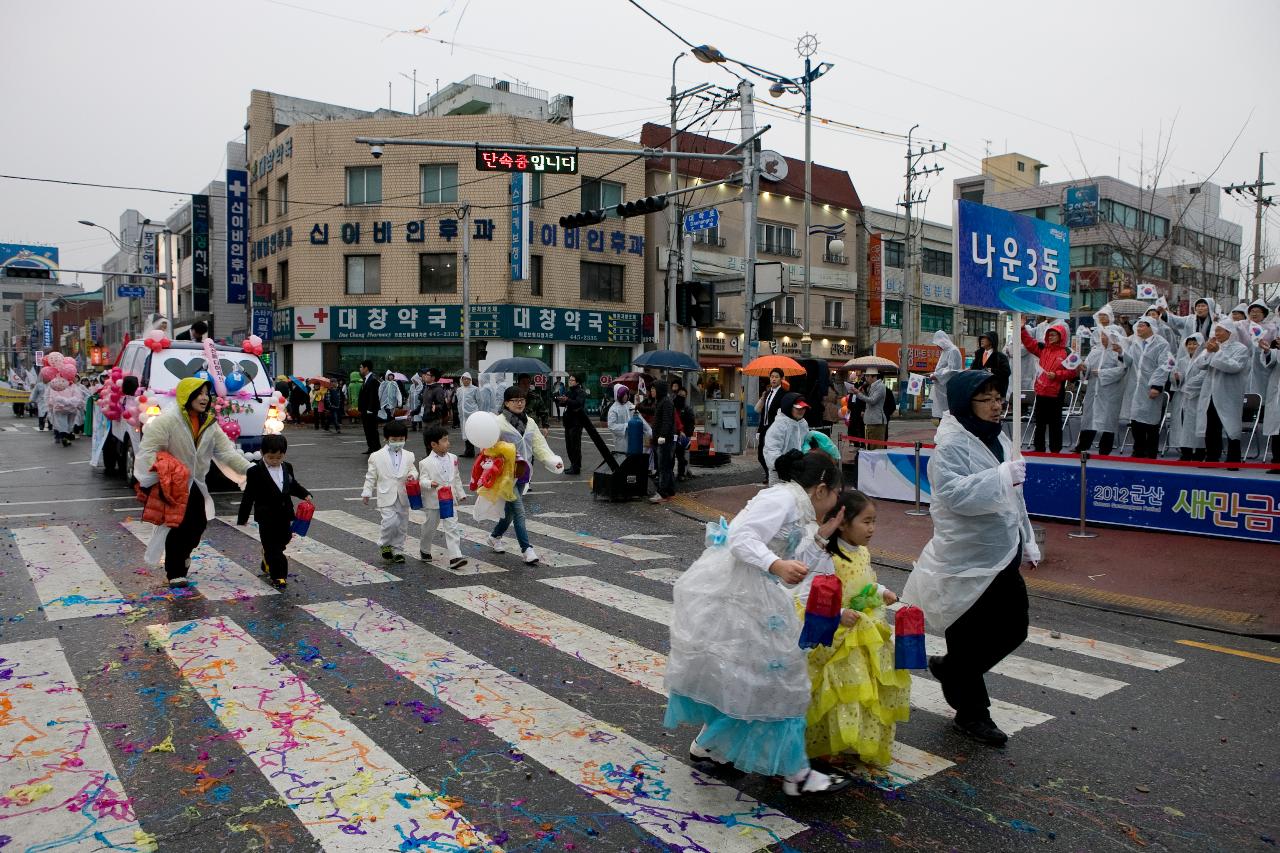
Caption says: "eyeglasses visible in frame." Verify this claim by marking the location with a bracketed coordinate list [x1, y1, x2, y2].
[971, 395, 1004, 405]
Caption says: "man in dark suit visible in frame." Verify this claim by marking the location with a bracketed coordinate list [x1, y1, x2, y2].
[974, 331, 1012, 398]
[558, 373, 588, 475]
[236, 434, 312, 588]
[755, 367, 786, 484]
[357, 360, 382, 454]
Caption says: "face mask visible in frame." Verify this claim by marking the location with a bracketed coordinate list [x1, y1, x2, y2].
[387, 440, 405, 450]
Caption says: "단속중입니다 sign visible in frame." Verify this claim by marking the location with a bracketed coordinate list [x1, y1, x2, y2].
[955, 200, 1071, 319]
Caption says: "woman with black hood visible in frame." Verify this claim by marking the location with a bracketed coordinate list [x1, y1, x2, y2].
[902, 370, 1040, 747]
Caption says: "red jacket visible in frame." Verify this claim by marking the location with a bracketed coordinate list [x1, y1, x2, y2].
[1021, 323, 1075, 398]
[135, 450, 191, 528]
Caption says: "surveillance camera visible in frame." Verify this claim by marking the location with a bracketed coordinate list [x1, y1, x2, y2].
[370, 144, 383, 159]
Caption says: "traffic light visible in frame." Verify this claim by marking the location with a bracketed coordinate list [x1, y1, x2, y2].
[3, 266, 51, 280]
[756, 306, 774, 342]
[690, 281, 714, 328]
[676, 281, 692, 327]
[616, 196, 669, 218]
[559, 209, 607, 229]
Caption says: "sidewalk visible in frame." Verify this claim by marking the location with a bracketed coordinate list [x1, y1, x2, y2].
[670, 482, 1280, 639]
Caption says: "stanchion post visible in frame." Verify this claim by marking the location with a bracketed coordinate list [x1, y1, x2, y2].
[1067, 451, 1098, 539]
[905, 440, 931, 517]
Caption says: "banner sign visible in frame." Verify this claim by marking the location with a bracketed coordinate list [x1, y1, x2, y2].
[191, 193, 211, 312]
[1063, 184, 1099, 228]
[282, 304, 641, 345]
[141, 231, 157, 276]
[511, 174, 529, 282]
[956, 200, 1070, 319]
[226, 169, 249, 305]
[42, 319, 52, 348]
[858, 449, 1280, 544]
[868, 233, 884, 326]
[253, 308, 274, 341]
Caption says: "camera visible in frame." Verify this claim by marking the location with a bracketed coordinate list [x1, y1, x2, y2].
[370, 144, 383, 159]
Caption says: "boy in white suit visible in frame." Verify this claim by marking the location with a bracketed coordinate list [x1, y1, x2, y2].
[361, 420, 415, 563]
[418, 425, 468, 569]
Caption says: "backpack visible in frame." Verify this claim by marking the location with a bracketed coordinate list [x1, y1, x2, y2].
[883, 385, 896, 420]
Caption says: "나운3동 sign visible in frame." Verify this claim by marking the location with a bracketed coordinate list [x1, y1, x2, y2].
[955, 200, 1071, 319]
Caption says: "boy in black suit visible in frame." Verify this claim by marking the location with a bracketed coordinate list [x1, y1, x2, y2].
[237, 434, 312, 589]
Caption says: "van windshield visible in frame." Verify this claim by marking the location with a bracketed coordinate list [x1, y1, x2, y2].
[144, 349, 272, 396]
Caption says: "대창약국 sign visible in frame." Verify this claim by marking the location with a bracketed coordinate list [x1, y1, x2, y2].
[955, 200, 1070, 319]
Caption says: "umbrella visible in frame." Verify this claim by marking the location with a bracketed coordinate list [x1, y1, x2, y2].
[482, 356, 551, 375]
[1105, 299, 1150, 316]
[633, 349, 702, 371]
[744, 355, 805, 377]
[389, 372, 408, 382]
[287, 375, 307, 392]
[842, 354, 898, 370]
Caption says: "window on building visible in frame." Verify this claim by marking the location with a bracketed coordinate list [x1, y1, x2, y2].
[1076, 289, 1110, 311]
[883, 239, 905, 269]
[823, 299, 844, 328]
[1100, 198, 1168, 237]
[963, 309, 998, 338]
[774, 295, 796, 325]
[581, 178, 623, 211]
[256, 188, 269, 225]
[346, 166, 382, 206]
[692, 224, 722, 247]
[277, 176, 289, 216]
[1017, 161, 1026, 172]
[531, 172, 544, 208]
[179, 231, 192, 259]
[530, 255, 543, 296]
[580, 261, 624, 302]
[420, 164, 458, 204]
[757, 222, 797, 256]
[920, 303, 953, 334]
[345, 255, 381, 294]
[921, 247, 953, 277]
[960, 187, 984, 204]
[277, 260, 289, 300]
[418, 252, 456, 293]
[883, 299, 902, 329]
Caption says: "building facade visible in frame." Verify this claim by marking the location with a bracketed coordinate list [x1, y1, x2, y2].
[98, 209, 164, 353]
[248, 87, 647, 399]
[1, 243, 90, 372]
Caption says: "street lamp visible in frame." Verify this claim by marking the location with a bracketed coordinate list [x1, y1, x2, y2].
[79, 219, 143, 337]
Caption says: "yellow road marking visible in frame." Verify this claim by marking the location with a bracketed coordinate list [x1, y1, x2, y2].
[1175, 640, 1280, 664]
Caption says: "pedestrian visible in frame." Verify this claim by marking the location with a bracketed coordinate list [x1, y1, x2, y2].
[853, 370, 888, 445]
[324, 380, 344, 433]
[798, 489, 910, 769]
[1259, 333, 1280, 470]
[455, 372, 481, 457]
[134, 378, 252, 589]
[417, 424, 468, 569]
[754, 368, 787, 485]
[1197, 321, 1249, 464]
[550, 376, 566, 420]
[902, 370, 1040, 746]
[360, 420, 415, 564]
[608, 384, 649, 449]
[929, 330, 963, 424]
[650, 380, 677, 504]
[973, 331, 1011, 398]
[357, 361, 381, 454]
[236, 433, 313, 589]
[763, 393, 811, 485]
[844, 374, 866, 446]
[558, 373, 587, 475]
[310, 381, 326, 430]
[1171, 334, 1208, 461]
[674, 382, 697, 481]
[288, 379, 308, 426]
[1020, 320, 1074, 453]
[1125, 317, 1172, 458]
[30, 377, 48, 431]
[665, 448, 851, 796]
[516, 373, 548, 429]
[422, 368, 450, 429]
[821, 378, 843, 436]
[407, 371, 424, 431]
[1075, 326, 1127, 455]
[379, 370, 403, 424]
[487, 387, 563, 563]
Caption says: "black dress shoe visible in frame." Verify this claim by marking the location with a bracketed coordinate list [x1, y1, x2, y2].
[953, 716, 1009, 746]
[564, 468, 581, 476]
[928, 655, 960, 710]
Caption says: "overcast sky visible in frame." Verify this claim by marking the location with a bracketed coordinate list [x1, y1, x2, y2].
[3, 0, 1276, 291]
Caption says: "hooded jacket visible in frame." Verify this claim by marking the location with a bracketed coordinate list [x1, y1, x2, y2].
[1020, 321, 1074, 397]
[455, 372, 482, 426]
[930, 330, 964, 417]
[1196, 324, 1250, 439]
[973, 330, 1011, 397]
[1168, 297, 1218, 342]
[1170, 334, 1208, 450]
[1086, 327, 1127, 434]
[1124, 319, 1173, 426]
[762, 392, 811, 481]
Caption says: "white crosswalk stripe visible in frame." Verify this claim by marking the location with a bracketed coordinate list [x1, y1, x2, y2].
[313, 509, 504, 575]
[457, 503, 671, 560]
[432, 584, 955, 787]
[0, 638, 142, 850]
[303, 597, 807, 853]
[630, 567, 684, 584]
[214, 517, 401, 585]
[147, 616, 496, 851]
[11, 525, 133, 620]
[405, 509, 593, 568]
[122, 520, 277, 600]
[1024, 627, 1183, 671]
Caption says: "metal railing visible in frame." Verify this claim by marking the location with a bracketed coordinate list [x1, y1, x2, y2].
[823, 253, 847, 264]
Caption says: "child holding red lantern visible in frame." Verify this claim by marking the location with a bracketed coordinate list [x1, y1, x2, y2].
[796, 490, 910, 769]
[417, 425, 468, 569]
[236, 433, 313, 589]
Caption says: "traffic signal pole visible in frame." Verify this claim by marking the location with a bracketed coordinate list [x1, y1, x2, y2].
[739, 80, 758, 409]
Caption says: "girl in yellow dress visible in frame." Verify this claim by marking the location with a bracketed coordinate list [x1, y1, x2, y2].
[800, 490, 911, 768]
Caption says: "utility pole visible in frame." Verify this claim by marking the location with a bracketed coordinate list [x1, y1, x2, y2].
[1224, 153, 1274, 301]
[897, 126, 944, 394]
[667, 54, 683, 351]
[461, 203, 472, 376]
[739, 79, 759, 405]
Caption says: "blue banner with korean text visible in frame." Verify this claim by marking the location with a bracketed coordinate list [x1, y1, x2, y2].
[226, 169, 249, 305]
[955, 200, 1070, 319]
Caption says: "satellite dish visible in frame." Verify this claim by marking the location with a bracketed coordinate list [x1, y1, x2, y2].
[758, 150, 789, 182]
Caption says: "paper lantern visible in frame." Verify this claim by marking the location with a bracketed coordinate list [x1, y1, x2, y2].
[799, 574, 843, 649]
[894, 605, 927, 670]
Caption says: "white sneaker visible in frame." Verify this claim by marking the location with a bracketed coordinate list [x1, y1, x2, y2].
[522, 547, 540, 565]
[487, 535, 506, 553]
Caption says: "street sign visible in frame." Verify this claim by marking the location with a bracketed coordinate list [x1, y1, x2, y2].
[116, 285, 146, 299]
[684, 208, 719, 233]
[955, 200, 1070, 319]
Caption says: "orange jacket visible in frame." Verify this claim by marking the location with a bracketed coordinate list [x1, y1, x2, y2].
[135, 450, 191, 528]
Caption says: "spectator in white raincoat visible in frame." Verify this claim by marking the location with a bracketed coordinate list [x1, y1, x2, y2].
[1124, 317, 1172, 458]
[607, 384, 649, 449]
[763, 392, 812, 484]
[1197, 321, 1249, 464]
[902, 370, 1039, 748]
[1167, 296, 1217, 343]
[1257, 332, 1280, 468]
[928, 329, 963, 422]
[455, 372, 482, 457]
[378, 370, 403, 421]
[1074, 324, 1126, 455]
[1170, 334, 1207, 460]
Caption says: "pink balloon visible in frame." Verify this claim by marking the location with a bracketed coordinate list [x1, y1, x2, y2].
[109, 368, 123, 380]
[45, 352, 64, 367]
[40, 366, 56, 382]
[59, 362, 78, 380]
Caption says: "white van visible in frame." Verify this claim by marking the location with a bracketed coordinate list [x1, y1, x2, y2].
[102, 340, 273, 482]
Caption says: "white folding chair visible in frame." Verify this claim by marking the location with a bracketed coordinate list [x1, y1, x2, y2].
[1242, 393, 1264, 460]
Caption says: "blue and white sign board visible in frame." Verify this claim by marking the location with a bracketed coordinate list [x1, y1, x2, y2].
[955, 200, 1070, 319]
[684, 208, 719, 233]
[42, 319, 53, 348]
[116, 285, 146, 299]
[510, 173, 529, 282]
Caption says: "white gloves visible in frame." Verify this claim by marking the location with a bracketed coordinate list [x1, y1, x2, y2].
[1001, 458, 1026, 486]
[657, 436, 667, 445]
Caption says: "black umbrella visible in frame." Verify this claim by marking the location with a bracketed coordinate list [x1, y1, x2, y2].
[633, 349, 702, 371]
[481, 356, 551, 375]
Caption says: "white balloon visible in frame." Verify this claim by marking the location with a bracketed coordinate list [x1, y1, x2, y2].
[464, 411, 501, 450]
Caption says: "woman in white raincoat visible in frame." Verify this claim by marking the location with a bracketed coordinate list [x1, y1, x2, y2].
[929, 329, 963, 422]
[1075, 323, 1125, 454]
[1167, 296, 1217, 343]
[606, 384, 650, 449]
[666, 449, 851, 796]
[1124, 317, 1173, 459]
[762, 392, 812, 484]
[378, 370, 403, 421]
[1197, 322, 1249, 463]
[455, 372, 482, 457]
[1258, 333, 1280, 467]
[1170, 334, 1207, 460]
[902, 370, 1039, 747]
[134, 377, 251, 588]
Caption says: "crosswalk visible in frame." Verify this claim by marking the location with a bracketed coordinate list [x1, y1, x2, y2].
[0, 506, 1185, 852]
